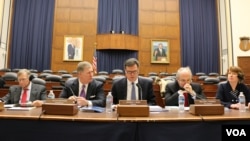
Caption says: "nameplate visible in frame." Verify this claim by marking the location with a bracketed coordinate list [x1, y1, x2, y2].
[42, 99, 78, 115]
[119, 100, 147, 105]
[45, 98, 75, 104]
[189, 104, 224, 115]
[194, 99, 220, 105]
[117, 100, 149, 117]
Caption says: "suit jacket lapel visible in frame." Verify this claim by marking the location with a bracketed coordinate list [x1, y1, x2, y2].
[14, 87, 22, 103]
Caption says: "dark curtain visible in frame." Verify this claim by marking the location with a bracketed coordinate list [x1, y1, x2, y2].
[180, 0, 219, 74]
[10, 0, 55, 71]
[97, 0, 138, 35]
[97, 50, 138, 73]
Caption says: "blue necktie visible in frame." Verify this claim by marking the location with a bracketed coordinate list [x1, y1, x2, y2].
[80, 85, 86, 98]
[131, 82, 136, 100]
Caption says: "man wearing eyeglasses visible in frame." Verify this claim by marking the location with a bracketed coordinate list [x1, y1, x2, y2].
[165, 67, 206, 106]
[111, 58, 156, 105]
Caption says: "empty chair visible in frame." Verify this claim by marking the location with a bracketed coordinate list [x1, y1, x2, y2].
[148, 76, 160, 83]
[203, 77, 220, 84]
[162, 76, 176, 81]
[45, 74, 63, 90]
[39, 73, 52, 79]
[45, 75, 62, 82]
[58, 70, 68, 74]
[218, 75, 227, 81]
[148, 72, 158, 76]
[98, 71, 109, 75]
[12, 68, 20, 72]
[2, 72, 17, 81]
[195, 72, 206, 76]
[29, 69, 38, 73]
[159, 72, 168, 77]
[198, 75, 208, 81]
[42, 69, 53, 73]
[0, 68, 11, 72]
[112, 75, 125, 81]
[112, 69, 123, 74]
[31, 73, 38, 78]
[93, 75, 106, 83]
[32, 77, 46, 85]
[208, 72, 219, 76]
[61, 74, 73, 79]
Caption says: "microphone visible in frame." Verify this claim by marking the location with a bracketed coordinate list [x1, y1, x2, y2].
[136, 83, 143, 100]
[65, 86, 76, 97]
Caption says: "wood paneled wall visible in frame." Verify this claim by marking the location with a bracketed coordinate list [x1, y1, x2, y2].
[52, 0, 180, 75]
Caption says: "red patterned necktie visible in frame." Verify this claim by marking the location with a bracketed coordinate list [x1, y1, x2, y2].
[21, 89, 28, 103]
[183, 92, 189, 107]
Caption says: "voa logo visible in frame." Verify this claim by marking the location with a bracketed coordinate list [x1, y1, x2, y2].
[226, 129, 246, 136]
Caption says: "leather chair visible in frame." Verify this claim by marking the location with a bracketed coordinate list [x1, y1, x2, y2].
[2, 72, 17, 81]
[45, 75, 63, 90]
[32, 77, 46, 85]
[39, 73, 52, 79]
[148, 72, 158, 76]
[42, 70, 53, 73]
[93, 75, 106, 83]
[203, 77, 220, 84]
[159, 72, 168, 77]
[208, 72, 219, 76]
[58, 70, 68, 74]
[195, 72, 206, 76]
[0, 68, 11, 72]
[98, 71, 109, 75]
[112, 69, 123, 74]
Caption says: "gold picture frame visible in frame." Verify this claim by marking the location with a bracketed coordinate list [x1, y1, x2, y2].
[63, 35, 84, 61]
[151, 39, 170, 64]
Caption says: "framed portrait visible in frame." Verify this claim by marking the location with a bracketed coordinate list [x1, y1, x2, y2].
[151, 39, 170, 64]
[63, 35, 84, 61]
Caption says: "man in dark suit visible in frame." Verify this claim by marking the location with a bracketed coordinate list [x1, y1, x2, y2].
[165, 67, 206, 106]
[111, 58, 156, 105]
[1, 69, 47, 107]
[153, 43, 167, 61]
[67, 38, 75, 59]
[59, 61, 105, 107]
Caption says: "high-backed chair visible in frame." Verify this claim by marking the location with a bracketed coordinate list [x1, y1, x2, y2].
[159, 72, 168, 77]
[42, 69, 53, 73]
[208, 72, 219, 77]
[39, 73, 52, 79]
[0, 68, 11, 72]
[203, 77, 220, 84]
[148, 72, 158, 76]
[58, 70, 68, 74]
[112, 69, 123, 74]
[2, 72, 17, 81]
[45, 75, 63, 90]
[98, 71, 109, 75]
[93, 75, 106, 83]
[195, 72, 206, 76]
[32, 77, 46, 86]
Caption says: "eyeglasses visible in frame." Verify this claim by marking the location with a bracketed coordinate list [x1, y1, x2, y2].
[126, 70, 138, 75]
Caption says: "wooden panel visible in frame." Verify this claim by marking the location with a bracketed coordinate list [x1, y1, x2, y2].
[238, 56, 250, 76]
[52, 0, 180, 75]
[96, 34, 139, 50]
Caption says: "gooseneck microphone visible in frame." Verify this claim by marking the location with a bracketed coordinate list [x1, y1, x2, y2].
[65, 86, 76, 97]
[136, 83, 143, 100]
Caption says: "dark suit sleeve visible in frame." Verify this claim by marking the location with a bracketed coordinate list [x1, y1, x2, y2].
[88, 80, 105, 107]
[143, 78, 156, 105]
[165, 82, 179, 106]
[192, 83, 206, 100]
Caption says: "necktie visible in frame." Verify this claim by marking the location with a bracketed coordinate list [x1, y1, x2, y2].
[21, 89, 28, 103]
[183, 92, 189, 107]
[80, 85, 86, 98]
[131, 82, 136, 100]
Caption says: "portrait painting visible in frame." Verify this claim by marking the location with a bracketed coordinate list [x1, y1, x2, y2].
[63, 35, 84, 61]
[151, 39, 170, 64]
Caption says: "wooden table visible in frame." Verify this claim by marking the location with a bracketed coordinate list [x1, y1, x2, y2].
[0, 107, 250, 141]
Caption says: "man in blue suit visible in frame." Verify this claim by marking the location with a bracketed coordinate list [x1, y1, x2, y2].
[111, 58, 156, 105]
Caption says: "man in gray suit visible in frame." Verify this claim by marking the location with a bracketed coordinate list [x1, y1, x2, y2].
[1, 69, 47, 107]
[111, 58, 156, 105]
[59, 61, 105, 107]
